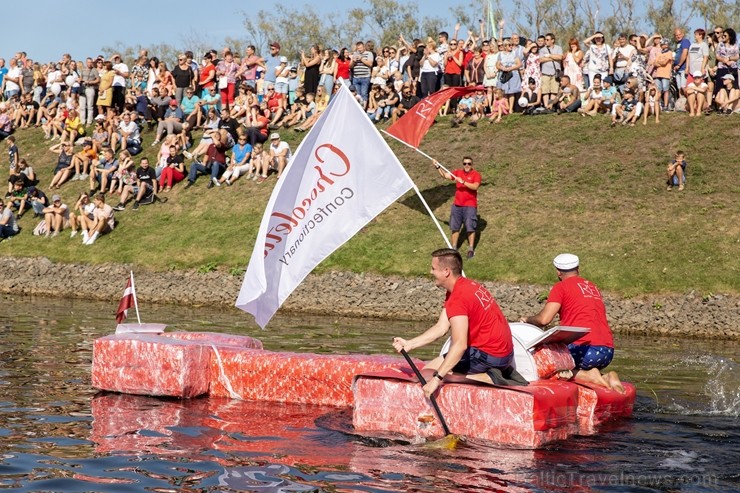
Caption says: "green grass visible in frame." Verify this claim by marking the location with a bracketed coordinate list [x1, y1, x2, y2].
[2, 112, 738, 297]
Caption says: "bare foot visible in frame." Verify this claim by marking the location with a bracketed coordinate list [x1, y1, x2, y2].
[606, 371, 625, 394]
[573, 368, 611, 389]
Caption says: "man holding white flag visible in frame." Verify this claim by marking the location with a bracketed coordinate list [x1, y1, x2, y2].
[236, 84, 415, 328]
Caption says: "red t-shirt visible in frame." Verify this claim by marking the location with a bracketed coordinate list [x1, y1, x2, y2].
[462, 50, 475, 70]
[547, 276, 614, 347]
[336, 59, 351, 80]
[445, 277, 513, 357]
[200, 63, 215, 89]
[451, 168, 481, 207]
[444, 51, 464, 75]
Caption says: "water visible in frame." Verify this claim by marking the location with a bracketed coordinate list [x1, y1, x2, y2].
[0, 296, 737, 492]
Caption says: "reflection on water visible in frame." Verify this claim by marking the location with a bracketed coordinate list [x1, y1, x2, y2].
[0, 295, 738, 492]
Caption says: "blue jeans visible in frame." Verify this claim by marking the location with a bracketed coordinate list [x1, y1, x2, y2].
[0, 224, 18, 239]
[188, 161, 210, 183]
[352, 76, 370, 103]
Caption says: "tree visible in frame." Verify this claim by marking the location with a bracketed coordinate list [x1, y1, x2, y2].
[645, 0, 692, 37]
[347, 0, 423, 47]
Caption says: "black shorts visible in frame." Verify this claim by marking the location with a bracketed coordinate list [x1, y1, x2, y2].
[448, 347, 514, 374]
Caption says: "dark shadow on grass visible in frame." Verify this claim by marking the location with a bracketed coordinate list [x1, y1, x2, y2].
[400, 183, 457, 214]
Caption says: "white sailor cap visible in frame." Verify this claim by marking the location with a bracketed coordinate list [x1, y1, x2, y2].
[553, 253, 579, 271]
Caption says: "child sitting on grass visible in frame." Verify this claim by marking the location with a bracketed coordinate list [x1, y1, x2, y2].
[666, 150, 687, 192]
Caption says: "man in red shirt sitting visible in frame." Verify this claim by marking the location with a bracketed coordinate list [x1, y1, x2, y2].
[520, 253, 625, 393]
[434, 157, 481, 259]
[393, 248, 517, 398]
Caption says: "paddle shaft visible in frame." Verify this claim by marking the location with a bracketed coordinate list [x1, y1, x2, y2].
[400, 349, 452, 436]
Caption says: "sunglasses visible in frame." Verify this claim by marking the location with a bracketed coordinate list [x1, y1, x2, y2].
[463, 161, 472, 165]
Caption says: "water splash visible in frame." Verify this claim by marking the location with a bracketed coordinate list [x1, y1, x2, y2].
[673, 355, 739, 417]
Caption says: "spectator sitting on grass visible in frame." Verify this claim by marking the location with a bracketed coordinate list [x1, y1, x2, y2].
[219, 132, 252, 185]
[666, 150, 687, 191]
[294, 85, 331, 131]
[89, 147, 118, 196]
[182, 108, 219, 162]
[550, 75, 581, 113]
[48, 142, 75, 189]
[69, 139, 97, 182]
[68, 193, 94, 238]
[110, 112, 141, 153]
[8, 158, 35, 195]
[199, 85, 222, 117]
[159, 144, 186, 192]
[611, 88, 641, 126]
[41, 194, 69, 238]
[184, 131, 227, 189]
[91, 119, 109, 154]
[579, 74, 604, 116]
[600, 76, 620, 113]
[686, 72, 709, 116]
[715, 74, 740, 113]
[267, 132, 291, 180]
[0, 104, 14, 140]
[80, 193, 114, 245]
[107, 150, 134, 194]
[114, 157, 157, 211]
[451, 89, 475, 127]
[489, 88, 511, 123]
[0, 199, 19, 241]
[151, 99, 185, 147]
[61, 108, 84, 145]
[392, 83, 420, 123]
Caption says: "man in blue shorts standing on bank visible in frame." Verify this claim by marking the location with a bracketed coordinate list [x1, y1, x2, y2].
[433, 157, 480, 259]
[520, 253, 625, 393]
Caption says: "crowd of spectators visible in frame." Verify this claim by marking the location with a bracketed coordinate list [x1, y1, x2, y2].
[0, 22, 737, 242]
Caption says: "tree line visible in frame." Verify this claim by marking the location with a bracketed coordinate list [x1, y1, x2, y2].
[101, 0, 740, 64]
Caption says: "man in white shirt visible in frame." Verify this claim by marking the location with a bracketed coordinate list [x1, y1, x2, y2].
[267, 132, 292, 180]
[3, 58, 21, 101]
[111, 54, 129, 113]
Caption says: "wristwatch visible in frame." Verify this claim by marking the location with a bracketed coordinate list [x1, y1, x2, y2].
[432, 371, 444, 381]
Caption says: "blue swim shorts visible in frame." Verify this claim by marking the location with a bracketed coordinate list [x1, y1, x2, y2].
[568, 344, 614, 371]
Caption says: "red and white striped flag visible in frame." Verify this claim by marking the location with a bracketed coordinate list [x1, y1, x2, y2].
[116, 276, 135, 323]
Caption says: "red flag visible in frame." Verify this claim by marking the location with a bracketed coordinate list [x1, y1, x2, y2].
[116, 277, 135, 323]
[386, 85, 483, 148]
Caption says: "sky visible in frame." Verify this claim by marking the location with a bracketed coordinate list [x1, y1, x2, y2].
[0, 0, 477, 62]
[1, 0, 705, 63]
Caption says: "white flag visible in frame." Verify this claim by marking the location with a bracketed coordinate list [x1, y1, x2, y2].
[236, 85, 415, 328]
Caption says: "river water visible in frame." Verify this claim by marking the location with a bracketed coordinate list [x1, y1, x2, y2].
[0, 296, 737, 492]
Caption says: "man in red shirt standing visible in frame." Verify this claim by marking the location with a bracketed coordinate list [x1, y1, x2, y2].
[520, 253, 624, 393]
[393, 248, 516, 398]
[434, 157, 481, 259]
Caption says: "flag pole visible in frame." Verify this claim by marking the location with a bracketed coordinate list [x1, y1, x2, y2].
[381, 130, 454, 250]
[382, 129, 455, 176]
[129, 270, 142, 325]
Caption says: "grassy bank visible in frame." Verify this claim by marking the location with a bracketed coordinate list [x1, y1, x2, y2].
[2, 112, 738, 297]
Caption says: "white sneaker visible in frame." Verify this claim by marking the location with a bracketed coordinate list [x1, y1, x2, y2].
[183, 151, 193, 160]
[51, 230, 59, 238]
[72, 173, 80, 181]
[85, 231, 100, 245]
[212, 177, 221, 187]
[82, 231, 89, 243]
[252, 174, 259, 181]
[80, 173, 88, 180]
[70, 230, 78, 238]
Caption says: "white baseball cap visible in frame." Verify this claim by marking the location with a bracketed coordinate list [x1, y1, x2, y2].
[553, 253, 579, 271]
[269, 132, 280, 140]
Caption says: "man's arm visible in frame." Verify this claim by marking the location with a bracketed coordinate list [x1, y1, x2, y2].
[421, 314, 468, 397]
[520, 301, 561, 327]
[393, 308, 451, 353]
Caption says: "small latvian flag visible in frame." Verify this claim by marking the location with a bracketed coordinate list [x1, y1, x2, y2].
[116, 276, 135, 323]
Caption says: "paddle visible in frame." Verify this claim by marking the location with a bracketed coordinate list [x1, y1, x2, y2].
[400, 349, 452, 437]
